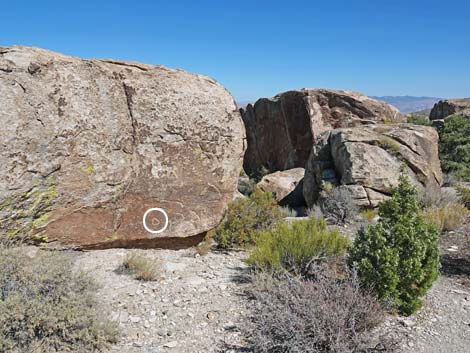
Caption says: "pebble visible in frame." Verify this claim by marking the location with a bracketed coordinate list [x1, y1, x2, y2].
[163, 341, 178, 348]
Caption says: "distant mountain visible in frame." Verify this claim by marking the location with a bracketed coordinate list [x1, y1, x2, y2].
[238, 95, 442, 114]
[236, 100, 252, 109]
[372, 96, 441, 114]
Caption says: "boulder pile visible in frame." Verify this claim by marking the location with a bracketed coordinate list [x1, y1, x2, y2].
[303, 124, 443, 208]
[241, 89, 404, 175]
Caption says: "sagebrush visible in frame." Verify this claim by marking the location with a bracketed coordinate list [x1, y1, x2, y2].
[213, 188, 283, 248]
[243, 267, 384, 353]
[0, 247, 118, 352]
[349, 176, 440, 315]
[319, 186, 359, 224]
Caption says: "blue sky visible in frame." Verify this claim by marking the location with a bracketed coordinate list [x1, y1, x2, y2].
[1, 0, 469, 101]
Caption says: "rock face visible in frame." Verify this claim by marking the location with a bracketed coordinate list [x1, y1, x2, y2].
[0, 46, 245, 248]
[257, 168, 305, 207]
[241, 89, 404, 176]
[430, 98, 470, 120]
[303, 124, 443, 208]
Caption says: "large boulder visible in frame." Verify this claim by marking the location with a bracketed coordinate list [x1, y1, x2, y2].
[304, 124, 443, 208]
[0, 46, 245, 249]
[257, 168, 305, 207]
[241, 89, 404, 176]
[430, 98, 470, 120]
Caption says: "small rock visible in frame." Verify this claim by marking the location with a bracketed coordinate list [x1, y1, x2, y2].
[163, 341, 178, 348]
[207, 312, 217, 321]
[399, 318, 415, 328]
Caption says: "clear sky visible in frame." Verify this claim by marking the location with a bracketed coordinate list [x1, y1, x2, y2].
[1, 0, 469, 101]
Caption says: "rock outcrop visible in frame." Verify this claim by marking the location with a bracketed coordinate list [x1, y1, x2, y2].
[241, 89, 404, 176]
[0, 46, 245, 248]
[303, 124, 442, 208]
[257, 168, 305, 207]
[430, 98, 470, 120]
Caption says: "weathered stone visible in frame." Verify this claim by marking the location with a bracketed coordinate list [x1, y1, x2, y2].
[430, 98, 470, 120]
[0, 46, 245, 248]
[304, 124, 442, 208]
[257, 168, 305, 207]
[241, 89, 404, 175]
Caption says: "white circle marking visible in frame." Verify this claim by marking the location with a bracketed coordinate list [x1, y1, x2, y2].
[143, 208, 169, 234]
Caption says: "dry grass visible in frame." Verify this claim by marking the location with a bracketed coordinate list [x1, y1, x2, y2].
[120, 252, 161, 281]
[195, 241, 212, 256]
[422, 203, 470, 232]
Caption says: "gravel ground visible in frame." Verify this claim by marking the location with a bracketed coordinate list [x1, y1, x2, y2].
[74, 248, 251, 353]
[70, 226, 470, 353]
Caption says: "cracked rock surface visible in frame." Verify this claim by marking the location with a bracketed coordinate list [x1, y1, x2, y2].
[241, 89, 404, 175]
[303, 124, 443, 207]
[0, 46, 245, 248]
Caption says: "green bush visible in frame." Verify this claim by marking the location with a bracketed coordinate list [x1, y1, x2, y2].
[348, 176, 440, 315]
[0, 247, 118, 352]
[439, 114, 470, 181]
[407, 114, 432, 126]
[213, 188, 283, 249]
[247, 217, 350, 276]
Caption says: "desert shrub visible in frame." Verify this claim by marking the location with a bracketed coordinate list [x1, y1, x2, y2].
[119, 252, 160, 281]
[360, 209, 377, 222]
[439, 114, 470, 181]
[407, 114, 432, 126]
[213, 188, 283, 249]
[349, 176, 440, 315]
[243, 267, 384, 353]
[306, 204, 324, 220]
[422, 203, 469, 232]
[237, 176, 257, 196]
[418, 184, 460, 209]
[319, 186, 359, 224]
[375, 136, 402, 156]
[250, 165, 271, 182]
[456, 185, 470, 209]
[247, 218, 350, 276]
[280, 206, 297, 217]
[0, 247, 118, 352]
